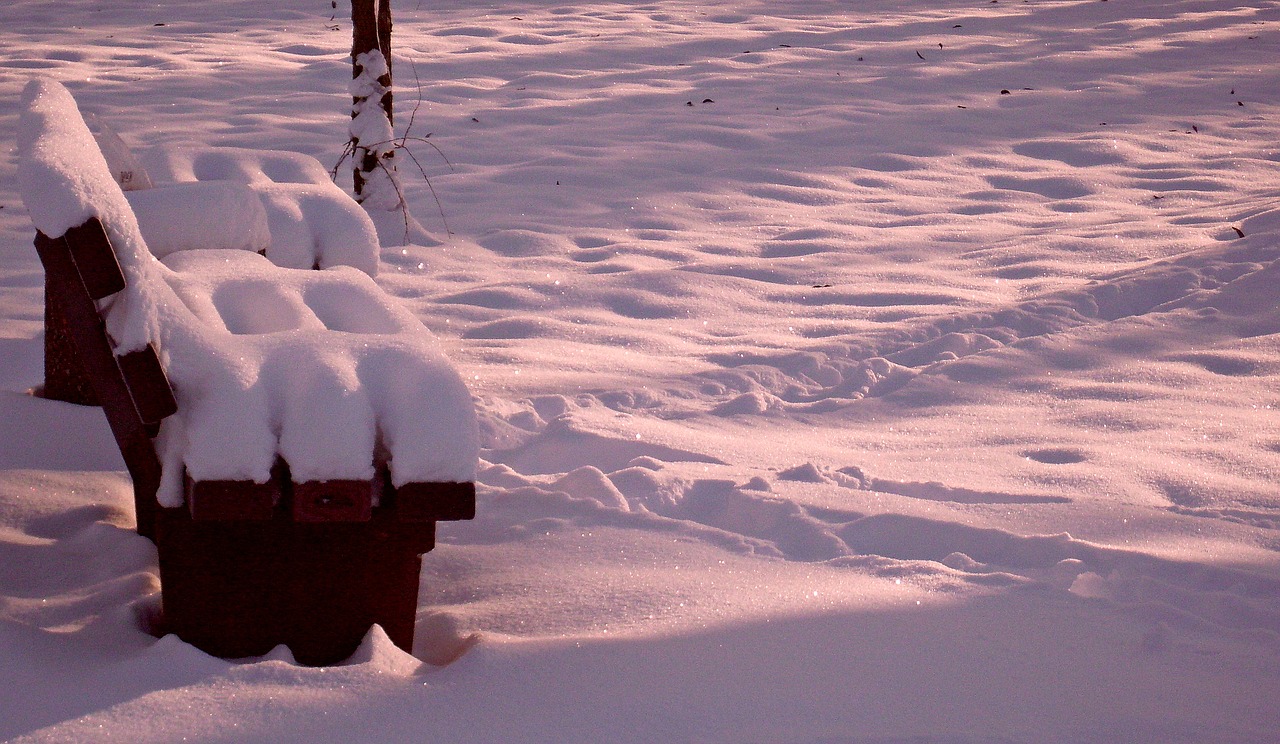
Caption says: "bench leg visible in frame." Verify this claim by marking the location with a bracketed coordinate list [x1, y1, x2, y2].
[43, 285, 98, 405]
[156, 508, 433, 665]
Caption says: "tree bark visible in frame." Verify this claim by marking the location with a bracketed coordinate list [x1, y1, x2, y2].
[377, 0, 393, 120]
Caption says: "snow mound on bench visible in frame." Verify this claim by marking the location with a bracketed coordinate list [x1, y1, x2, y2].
[154, 250, 477, 501]
[125, 180, 271, 257]
[143, 145, 380, 277]
[17, 78, 477, 504]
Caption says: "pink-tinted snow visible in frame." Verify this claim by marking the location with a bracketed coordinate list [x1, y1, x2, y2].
[0, 1, 1277, 742]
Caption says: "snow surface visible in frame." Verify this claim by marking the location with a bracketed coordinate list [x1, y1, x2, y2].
[1, 0, 1279, 742]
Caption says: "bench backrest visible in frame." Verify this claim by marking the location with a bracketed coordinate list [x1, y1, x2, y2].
[20, 79, 180, 537]
[35, 218, 176, 537]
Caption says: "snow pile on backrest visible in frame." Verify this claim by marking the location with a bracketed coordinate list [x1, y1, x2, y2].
[142, 145, 380, 276]
[125, 181, 270, 257]
[17, 78, 163, 356]
[17, 78, 477, 505]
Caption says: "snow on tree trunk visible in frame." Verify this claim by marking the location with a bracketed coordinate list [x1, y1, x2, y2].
[351, 0, 399, 210]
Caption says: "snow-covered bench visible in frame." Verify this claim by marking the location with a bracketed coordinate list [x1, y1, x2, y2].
[18, 78, 478, 665]
[45, 119, 384, 404]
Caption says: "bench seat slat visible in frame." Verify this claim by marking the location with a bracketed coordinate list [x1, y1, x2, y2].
[291, 479, 376, 523]
[393, 481, 476, 522]
[187, 476, 279, 521]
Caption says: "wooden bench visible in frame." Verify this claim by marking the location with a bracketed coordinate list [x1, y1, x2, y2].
[21, 79, 477, 665]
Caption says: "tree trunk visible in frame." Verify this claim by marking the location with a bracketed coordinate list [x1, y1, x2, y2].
[351, 0, 394, 201]
[378, 0, 393, 118]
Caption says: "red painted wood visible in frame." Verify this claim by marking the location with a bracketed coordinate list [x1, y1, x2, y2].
[43, 284, 98, 405]
[186, 474, 279, 522]
[393, 481, 476, 522]
[64, 219, 125, 300]
[156, 506, 431, 665]
[291, 479, 375, 523]
[117, 345, 178, 424]
[40, 220, 122, 404]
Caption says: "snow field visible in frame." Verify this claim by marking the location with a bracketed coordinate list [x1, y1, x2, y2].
[0, 0, 1279, 741]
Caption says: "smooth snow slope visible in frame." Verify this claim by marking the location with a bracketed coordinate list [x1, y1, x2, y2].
[1, 0, 1278, 742]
